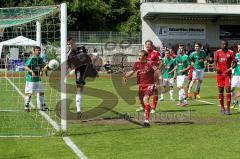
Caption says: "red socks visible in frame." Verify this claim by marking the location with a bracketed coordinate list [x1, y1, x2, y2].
[218, 91, 231, 110]
[152, 95, 158, 109]
[219, 93, 224, 110]
[145, 103, 151, 121]
[226, 93, 231, 109]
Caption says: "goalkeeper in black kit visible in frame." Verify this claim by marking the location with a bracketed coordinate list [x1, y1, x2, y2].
[67, 37, 97, 117]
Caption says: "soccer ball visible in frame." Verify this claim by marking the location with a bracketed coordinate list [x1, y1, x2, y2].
[48, 59, 60, 70]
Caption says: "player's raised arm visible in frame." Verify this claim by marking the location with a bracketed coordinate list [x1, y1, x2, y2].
[123, 50, 148, 84]
[66, 38, 77, 74]
[123, 69, 136, 84]
[66, 50, 73, 73]
[123, 55, 138, 84]
[124, 70, 136, 78]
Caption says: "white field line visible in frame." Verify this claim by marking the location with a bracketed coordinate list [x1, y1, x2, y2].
[0, 110, 22, 112]
[0, 135, 44, 138]
[5, 77, 87, 159]
[5, 77, 60, 131]
[195, 99, 215, 105]
[63, 137, 88, 159]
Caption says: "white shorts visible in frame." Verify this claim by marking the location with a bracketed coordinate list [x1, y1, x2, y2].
[162, 78, 174, 87]
[25, 81, 44, 94]
[192, 69, 204, 80]
[231, 76, 240, 88]
[177, 75, 186, 88]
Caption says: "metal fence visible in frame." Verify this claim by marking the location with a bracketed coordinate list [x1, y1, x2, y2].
[68, 31, 142, 44]
[79, 42, 143, 67]
[68, 31, 143, 68]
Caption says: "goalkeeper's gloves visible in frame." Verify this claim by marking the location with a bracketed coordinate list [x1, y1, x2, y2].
[43, 65, 49, 71]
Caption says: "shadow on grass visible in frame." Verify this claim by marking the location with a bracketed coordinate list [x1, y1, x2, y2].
[230, 111, 240, 115]
[68, 108, 195, 136]
[154, 121, 194, 125]
[69, 120, 194, 136]
[200, 96, 217, 99]
[68, 107, 145, 126]
[160, 109, 196, 113]
[188, 103, 214, 107]
[69, 126, 145, 136]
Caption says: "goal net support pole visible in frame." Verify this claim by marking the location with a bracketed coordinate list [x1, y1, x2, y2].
[36, 20, 41, 109]
[60, 3, 67, 134]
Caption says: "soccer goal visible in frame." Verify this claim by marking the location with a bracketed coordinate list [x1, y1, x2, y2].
[0, 3, 67, 137]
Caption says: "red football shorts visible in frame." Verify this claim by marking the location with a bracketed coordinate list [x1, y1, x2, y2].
[138, 84, 155, 99]
[188, 68, 193, 80]
[216, 74, 231, 88]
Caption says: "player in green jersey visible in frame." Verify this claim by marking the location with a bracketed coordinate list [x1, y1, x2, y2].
[231, 44, 240, 110]
[169, 44, 191, 106]
[24, 46, 48, 112]
[160, 50, 175, 101]
[188, 42, 207, 99]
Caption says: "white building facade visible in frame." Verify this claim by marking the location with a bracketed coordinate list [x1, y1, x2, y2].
[141, 0, 240, 48]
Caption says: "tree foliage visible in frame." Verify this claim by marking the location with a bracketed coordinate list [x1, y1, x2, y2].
[0, 0, 141, 32]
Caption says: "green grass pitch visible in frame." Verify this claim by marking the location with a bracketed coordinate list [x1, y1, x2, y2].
[1, 72, 240, 159]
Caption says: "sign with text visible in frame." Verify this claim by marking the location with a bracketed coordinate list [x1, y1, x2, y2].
[157, 24, 206, 39]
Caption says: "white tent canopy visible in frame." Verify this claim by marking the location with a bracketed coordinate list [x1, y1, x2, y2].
[0, 36, 38, 58]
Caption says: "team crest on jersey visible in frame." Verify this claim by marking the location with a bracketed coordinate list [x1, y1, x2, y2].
[227, 54, 230, 58]
[178, 60, 182, 65]
[219, 58, 226, 62]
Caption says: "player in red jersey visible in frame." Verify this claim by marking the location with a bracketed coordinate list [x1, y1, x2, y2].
[214, 40, 236, 115]
[144, 40, 162, 114]
[123, 50, 158, 126]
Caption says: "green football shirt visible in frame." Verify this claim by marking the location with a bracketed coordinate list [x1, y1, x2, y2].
[234, 53, 240, 76]
[175, 54, 191, 76]
[189, 50, 207, 69]
[162, 57, 175, 78]
[25, 56, 44, 82]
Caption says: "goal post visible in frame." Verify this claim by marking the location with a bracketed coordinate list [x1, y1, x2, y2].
[60, 3, 67, 134]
